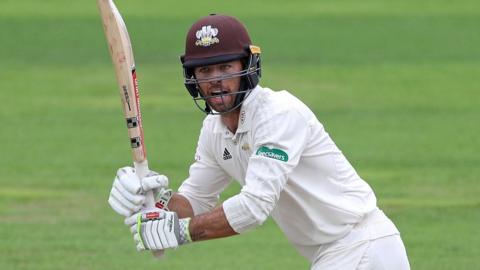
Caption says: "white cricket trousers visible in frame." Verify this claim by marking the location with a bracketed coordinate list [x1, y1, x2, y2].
[311, 210, 410, 270]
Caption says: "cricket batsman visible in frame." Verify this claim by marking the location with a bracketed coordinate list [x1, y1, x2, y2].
[108, 14, 411, 269]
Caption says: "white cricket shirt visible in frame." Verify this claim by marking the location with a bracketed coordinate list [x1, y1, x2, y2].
[178, 85, 397, 261]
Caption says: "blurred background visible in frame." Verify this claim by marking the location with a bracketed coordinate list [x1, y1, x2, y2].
[0, 0, 479, 269]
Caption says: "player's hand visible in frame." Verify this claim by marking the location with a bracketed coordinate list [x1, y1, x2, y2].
[125, 209, 192, 251]
[108, 166, 169, 217]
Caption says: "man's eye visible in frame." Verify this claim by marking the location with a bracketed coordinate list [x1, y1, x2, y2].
[199, 67, 209, 73]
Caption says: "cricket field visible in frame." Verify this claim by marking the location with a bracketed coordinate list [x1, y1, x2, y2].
[0, 0, 479, 269]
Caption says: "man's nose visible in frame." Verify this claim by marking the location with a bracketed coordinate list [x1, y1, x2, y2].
[209, 68, 223, 84]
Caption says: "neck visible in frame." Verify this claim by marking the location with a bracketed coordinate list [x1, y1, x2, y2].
[221, 108, 241, 134]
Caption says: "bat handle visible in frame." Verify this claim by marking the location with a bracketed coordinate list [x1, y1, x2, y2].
[134, 160, 166, 259]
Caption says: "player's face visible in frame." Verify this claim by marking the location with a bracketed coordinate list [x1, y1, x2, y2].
[194, 60, 243, 113]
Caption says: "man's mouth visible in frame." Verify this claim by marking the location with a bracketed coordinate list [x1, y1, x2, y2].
[209, 90, 229, 97]
[207, 90, 231, 105]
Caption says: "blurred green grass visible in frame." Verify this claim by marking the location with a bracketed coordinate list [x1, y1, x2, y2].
[0, 0, 479, 269]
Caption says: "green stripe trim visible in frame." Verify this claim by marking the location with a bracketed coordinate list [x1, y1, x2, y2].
[137, 214, 145, 249]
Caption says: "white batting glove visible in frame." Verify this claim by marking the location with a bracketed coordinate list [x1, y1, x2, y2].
[125, 209, 192, 251]
[108, 166, 169, 217]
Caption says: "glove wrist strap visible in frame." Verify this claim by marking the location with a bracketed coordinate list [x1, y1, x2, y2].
[178, 218, 192, 245]
[155, 189, 173, 210]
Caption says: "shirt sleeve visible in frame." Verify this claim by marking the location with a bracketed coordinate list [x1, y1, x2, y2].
[177, 121, 232, 215]
[223, 109, 312, 233]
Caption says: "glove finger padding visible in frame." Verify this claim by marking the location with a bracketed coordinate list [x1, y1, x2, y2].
[131, 209, 181, 251]
[142, 221, 155, 249]
[138, 211, 161, 250]
[110, 182, 144, 211]
[125, 212, 140, 227]
[141, 174, 169, 193]
[108, 195, 133, 217]
[150, 221, 163, 248]
[113, 178, 145, 205]
[116, 167, 142, 194]
[156, 219, 169, 248]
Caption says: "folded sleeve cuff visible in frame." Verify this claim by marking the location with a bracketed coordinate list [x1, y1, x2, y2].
[176, 190, 217, 216]
[223, 193, 270, 234]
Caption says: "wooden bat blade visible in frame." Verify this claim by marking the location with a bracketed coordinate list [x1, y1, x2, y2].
[97, 0, 146, 163]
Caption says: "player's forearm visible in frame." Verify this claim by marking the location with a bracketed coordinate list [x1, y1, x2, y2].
[189, 205, 237, 241]
[167, 193, 194, 218]
[167, 194, 238, 241]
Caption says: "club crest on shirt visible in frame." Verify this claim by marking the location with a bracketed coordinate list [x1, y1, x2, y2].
[256, 146, 289, 162]
[195, 25, 219, 47]
[241, 143, 250, 151]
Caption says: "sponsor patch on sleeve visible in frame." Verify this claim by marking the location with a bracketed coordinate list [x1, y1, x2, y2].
[256, 146, 289, 162]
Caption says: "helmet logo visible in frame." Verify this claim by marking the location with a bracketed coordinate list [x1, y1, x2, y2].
[195, 25, 219, 47]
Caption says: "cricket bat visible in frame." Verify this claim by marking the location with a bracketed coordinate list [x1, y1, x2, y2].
[97, 0, 164, 258]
